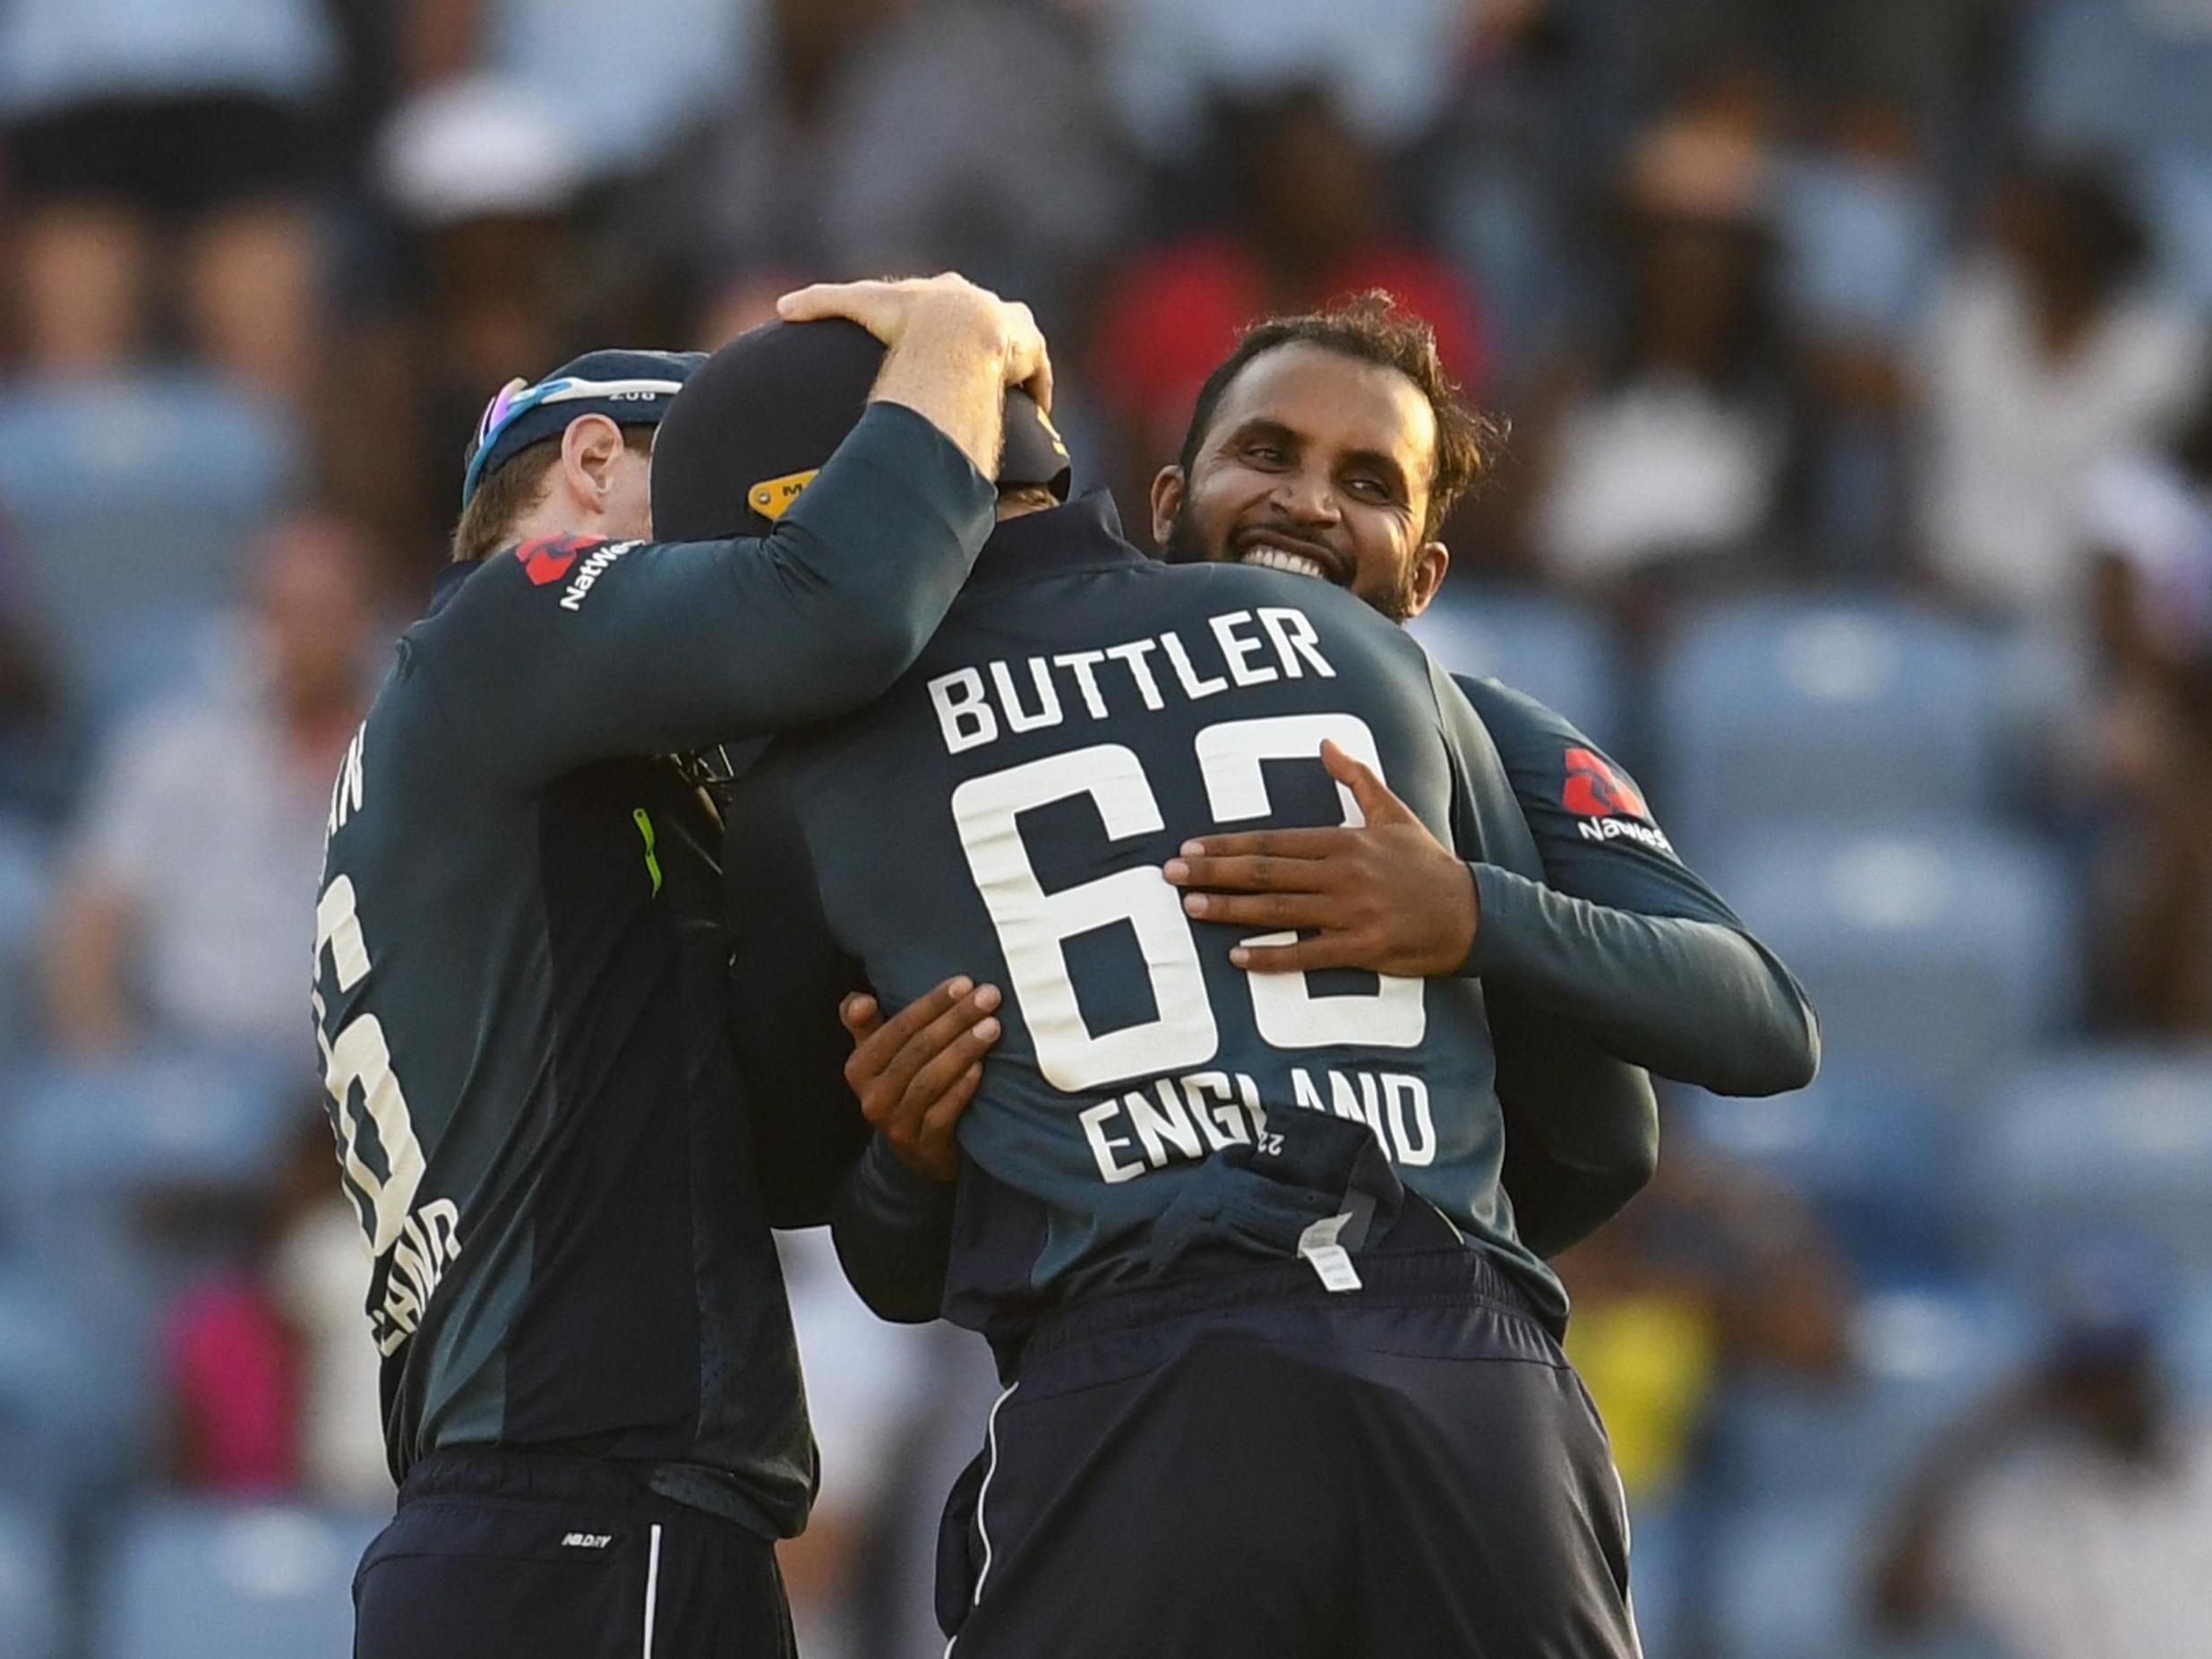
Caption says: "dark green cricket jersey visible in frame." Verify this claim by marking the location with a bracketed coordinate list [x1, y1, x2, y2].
[308, 405, 993, 1536]
[724, 495, 1816, 1338]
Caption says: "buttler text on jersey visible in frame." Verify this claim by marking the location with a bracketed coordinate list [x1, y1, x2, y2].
[927, 606, 1338, 754]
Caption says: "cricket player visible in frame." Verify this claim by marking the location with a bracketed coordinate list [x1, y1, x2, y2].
[313, 274, 1048, 1657]
[658, 318, 1816, 1656]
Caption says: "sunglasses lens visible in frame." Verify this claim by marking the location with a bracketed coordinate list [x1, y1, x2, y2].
[475, 378, 531, 449]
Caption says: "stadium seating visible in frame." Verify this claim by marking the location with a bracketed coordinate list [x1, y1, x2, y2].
[77, 605, 238, 741]
[1650, 597, 2006, 860]
[0, 1503, 63, 1659]
[1965, 1046, 2212, 1276]
[1408, 583, 1626, 750]
[0, 1265, 115, 1506]
[0, 1051, 309, 1462]
[1707, 1495, 2012, 1659]
[1678, 1070, 1956, 1279]
[0, 373, 296, 678]
[3, 1051, 304, 1228]
[96, 1500, 381, 1659]
[0, 821, 49, 1080]
[1702, 828, 2078, 1107]
[1702, 1282, 2035, 1657]
[1708, 1284, 2033, 1510]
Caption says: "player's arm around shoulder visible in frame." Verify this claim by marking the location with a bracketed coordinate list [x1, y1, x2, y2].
[417, 277, 1043, 780]
[1452, 673, 1820, 1095]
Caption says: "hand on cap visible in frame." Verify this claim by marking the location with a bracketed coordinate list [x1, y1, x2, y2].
[777, 273, 1052, 414]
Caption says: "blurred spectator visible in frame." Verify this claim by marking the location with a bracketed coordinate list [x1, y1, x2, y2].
[800, 0, 1130, 340]
[1560, 1146, 1852, 1506]
[1869, 1238, 2212, 1657]
[1095, 0, 1524, 163]
[1525, 104, 1799, 606]
[43, 514, 382, 1059]
[368, 77, 595, 537]
[1914, 160, 2208, 632]
[2084, 376, 2212, 680]
[678, 0, 1125, 352]
[1093, 83, 1485, 508]
[0, 505, 73, 822]
[665, 0, 913, 336]
[1777, 98, 1942, 574]
[401, 0, 758, 185]
[2080, 388, 2212, 1027]
[0, 0, 339, 401]
[163, 1112, 388, 1502]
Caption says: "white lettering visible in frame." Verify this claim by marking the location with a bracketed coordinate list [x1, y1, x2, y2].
[1259, 607, 1336, 679]
[1081, 1100, 1145, 1183]
[989, 658, 1063, 734]
[1210, 611, 1279, 688]
[1178, 1070, 1251, 1149]
[930, 667, 999, 755]
[1161, 631, 1228, 700]
[1053, 649, 1111, 719]
[1127, 1081, 1205, 1167]
[557, 540, 639, 610]
[326, 725, 366, 840]
[1383, 1074, 1436, 1166]
[1574, 817, 1674, 855]
[1103, 639, 1166, 709]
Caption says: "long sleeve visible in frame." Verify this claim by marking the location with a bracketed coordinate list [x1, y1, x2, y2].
[421, 403, 997, 782]
[1487, 987, 1659, 1259]
[830, 1135, 958, 1323]
[1450, 674, 1821, 1097]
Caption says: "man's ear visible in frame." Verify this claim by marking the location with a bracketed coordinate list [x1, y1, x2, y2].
[559, 414, 628, 511]
[1403, 539, 1451, 620]
[1149, 465, 1187, 552]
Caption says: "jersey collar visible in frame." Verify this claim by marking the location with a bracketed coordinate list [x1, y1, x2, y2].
[426, 558, 485, 618]
[965, 489, 1151, 588]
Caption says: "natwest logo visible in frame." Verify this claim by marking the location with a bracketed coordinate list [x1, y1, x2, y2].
[1562, 747, 1648, 821]
[559, 540, 639, 610]
[513, 535, 599, 586]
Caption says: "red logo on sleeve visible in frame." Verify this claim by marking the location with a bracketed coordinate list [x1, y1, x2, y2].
[513, 536, 599, 586]
[1562, 747, 1648, 820]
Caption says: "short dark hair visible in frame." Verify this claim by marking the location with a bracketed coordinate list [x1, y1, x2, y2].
[449, 425, 656, 563]
[1176, 293, 1502, 541]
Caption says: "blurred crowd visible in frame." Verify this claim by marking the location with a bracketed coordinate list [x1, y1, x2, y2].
[2, 2, 2212, 1656]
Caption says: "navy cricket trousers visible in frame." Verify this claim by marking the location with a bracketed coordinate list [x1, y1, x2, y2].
[353, 1448, 795, 1658]
[936, 1248, 1642, 1659]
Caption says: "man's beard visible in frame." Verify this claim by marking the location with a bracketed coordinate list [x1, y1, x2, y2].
[1166, 502, 1419, 623]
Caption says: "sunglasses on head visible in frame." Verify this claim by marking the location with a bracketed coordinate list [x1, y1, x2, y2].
[463, 374, 688, 503]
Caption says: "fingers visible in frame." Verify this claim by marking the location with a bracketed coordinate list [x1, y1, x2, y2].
[838, 993, 882, 1045]
[845, 975, 975, 1094]
[1227, 931, 1372, 975]
[1163, 850, 1342, 895]
[999, 299, 1053, 411]
[921, 1064, 983, 1140]
[777, 276, 1053, 409]
[1022, 341, 1055, 415]
[1178, 890, 1339, 930]
[1167, 828, 1356, 869]
[846, 976, 1002, 1151]
[1320, 739, 1416, 828]
[776, 279, 897, 332]
[897, 1012, 1004, 1132]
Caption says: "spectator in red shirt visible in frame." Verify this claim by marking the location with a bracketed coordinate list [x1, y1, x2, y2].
[1094, 83, 1486, 506]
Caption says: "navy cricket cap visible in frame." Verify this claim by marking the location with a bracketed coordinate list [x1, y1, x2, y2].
[460, 348, 706, 508]
[650, 318, 1071, 541]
